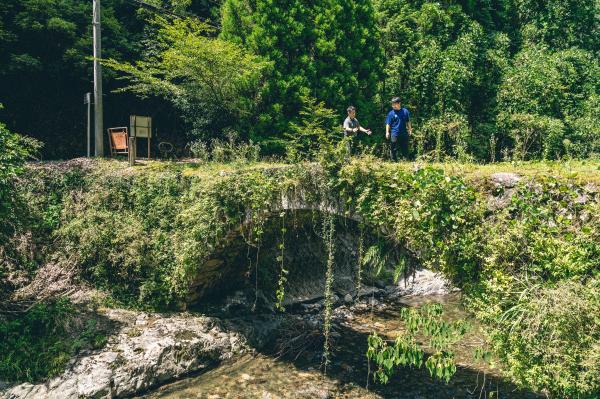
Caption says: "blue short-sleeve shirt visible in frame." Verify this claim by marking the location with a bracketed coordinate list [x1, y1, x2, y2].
[385, 108, 410, 137]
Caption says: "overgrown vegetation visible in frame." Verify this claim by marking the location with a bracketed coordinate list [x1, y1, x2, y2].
[1, 146, 599, 396]
[0, 116, 40, 242]
[0, 298, 107, 383]
[1, 0, 598, 394]
[467, 177, 600, 397]
[0, 117, 40, 303]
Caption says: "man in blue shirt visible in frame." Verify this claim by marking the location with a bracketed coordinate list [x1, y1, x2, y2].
[385, 97, 412, 162]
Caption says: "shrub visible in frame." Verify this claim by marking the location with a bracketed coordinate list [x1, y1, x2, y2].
[498, 113, 566, 160]
[475, 279, 600, 398]
[57, 172, 187, 308]
[468, 180, 600, 397]
[0, 117, 41, 301]
[415, 112, 473, 162]
[188, 130, 261, 164]
[0, 117, 41, 240]
[285, 96, 341, 163]
[188, 140, 210, 162]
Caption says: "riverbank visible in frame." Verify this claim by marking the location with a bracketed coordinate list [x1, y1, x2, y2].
[2, 268, 454, 399]
[139, 292, 541, 399]
[1, 309, 248, 399]
[3, 270, 537, 399]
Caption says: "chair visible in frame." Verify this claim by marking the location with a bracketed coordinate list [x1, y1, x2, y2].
[108, 127, 129, 157]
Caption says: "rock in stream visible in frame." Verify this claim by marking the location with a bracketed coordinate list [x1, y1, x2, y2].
[1, 310, 248, 399]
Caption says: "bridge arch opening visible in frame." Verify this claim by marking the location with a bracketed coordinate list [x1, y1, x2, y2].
[188, 209, 416, 309]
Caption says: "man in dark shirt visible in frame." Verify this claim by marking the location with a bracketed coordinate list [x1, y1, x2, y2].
[343, 105, 371, 156]
[385, 97, 412, 162]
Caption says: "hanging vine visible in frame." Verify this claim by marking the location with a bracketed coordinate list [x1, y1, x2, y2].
[321, 212, 336, 373]
[356, 223, 364, 300]
[240, 213, 266, 312]
[275, 212, 288, 311]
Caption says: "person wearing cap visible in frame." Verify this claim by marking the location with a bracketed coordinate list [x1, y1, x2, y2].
[343, 105, 371, 156]
[385, 97, 412, 161]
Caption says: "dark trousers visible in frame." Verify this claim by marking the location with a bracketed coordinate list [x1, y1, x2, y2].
[390, 134, 409, 162]
[343, 133, 354, 161]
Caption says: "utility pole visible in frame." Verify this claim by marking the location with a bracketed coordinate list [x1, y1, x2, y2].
[85, 93, 91, 157]
[93, 0, 104, 156]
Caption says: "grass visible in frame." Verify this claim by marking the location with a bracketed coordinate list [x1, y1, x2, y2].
[344, 158, 600, 183]
[82, 157, 600, 181]
[436, 159, 600, 185]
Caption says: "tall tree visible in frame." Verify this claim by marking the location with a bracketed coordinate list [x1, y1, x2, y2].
[104, 17, 269, 140]
[515, 0, 599, 51]
[221, 0, 383, 151]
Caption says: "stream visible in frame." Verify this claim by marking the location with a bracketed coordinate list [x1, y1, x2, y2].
[139, 293, 541, 399]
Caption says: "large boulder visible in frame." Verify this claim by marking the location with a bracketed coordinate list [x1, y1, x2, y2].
[1, 310, 248, 399]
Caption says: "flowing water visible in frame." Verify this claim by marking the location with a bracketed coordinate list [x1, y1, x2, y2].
[140, 294, 541, 399]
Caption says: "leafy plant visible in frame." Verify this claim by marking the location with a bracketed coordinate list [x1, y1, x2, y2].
[0, 118, 41, 239]
[188, 140, 210, 162]
[285, 96, 341, 163]
[367, 303, 470, 384]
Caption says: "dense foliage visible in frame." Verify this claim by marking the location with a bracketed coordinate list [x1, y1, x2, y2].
[284, 96, 341, 163]
[0, 117, 39, 303]
[0, 0, 598, 160]
[497, 46, 600, 160]
[0, 115, 39, 238]
[468, 177, 600, 397]
[340, 159, 600, 397]
[220, 0, 383, 151]
[376, 0, 599, 161]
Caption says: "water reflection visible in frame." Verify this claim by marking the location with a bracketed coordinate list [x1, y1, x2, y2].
[140, 294, 541, 399]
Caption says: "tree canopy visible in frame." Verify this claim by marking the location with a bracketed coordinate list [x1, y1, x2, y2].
[103, 16, 270, 139]
[0, 0, 598, 159]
